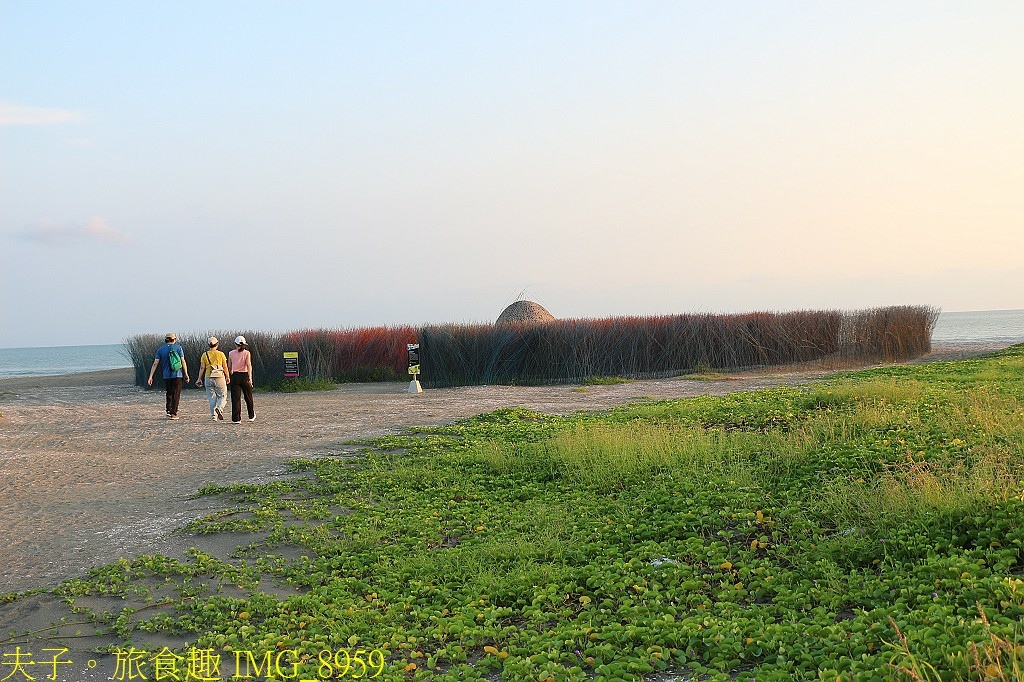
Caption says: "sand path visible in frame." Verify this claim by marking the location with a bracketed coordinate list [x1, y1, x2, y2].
[0, 342, 1005, 594]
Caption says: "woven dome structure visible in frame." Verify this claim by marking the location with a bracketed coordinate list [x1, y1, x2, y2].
[496, 300, 555, 325]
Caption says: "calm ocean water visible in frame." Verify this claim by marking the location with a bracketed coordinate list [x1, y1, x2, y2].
[931, 309, 1024, 344]
[0, 343, 131, 378]
[0, 310, 1021, 378]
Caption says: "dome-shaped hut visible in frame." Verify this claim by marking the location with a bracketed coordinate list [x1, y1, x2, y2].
[496, 300, 555, 325]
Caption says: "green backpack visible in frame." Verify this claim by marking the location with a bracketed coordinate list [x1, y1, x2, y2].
[168, 348, 183, 372]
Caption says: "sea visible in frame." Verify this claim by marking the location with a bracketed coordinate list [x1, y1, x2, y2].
[930, 308, 1024, 345]
[0, 343, 132, 379]
[0, 309, 1022, 379]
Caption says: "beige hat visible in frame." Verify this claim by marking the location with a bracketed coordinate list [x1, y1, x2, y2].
[165, 332, 177, 342]
[208, 336, 219, 346]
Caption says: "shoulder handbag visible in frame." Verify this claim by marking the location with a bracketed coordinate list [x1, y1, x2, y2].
[206, 352, 225, 378]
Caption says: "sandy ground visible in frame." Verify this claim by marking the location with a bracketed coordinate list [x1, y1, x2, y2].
[0, 341, 1008, 596]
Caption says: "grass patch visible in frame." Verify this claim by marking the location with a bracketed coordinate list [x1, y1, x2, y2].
[680, 371, 732, 381]
[5, 344, 1024, 681]
[264, 377, 338, 392]
[581, 376, 631, 385]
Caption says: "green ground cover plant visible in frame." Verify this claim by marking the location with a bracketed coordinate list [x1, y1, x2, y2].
[6, 345, 1022, 680]
[262, 377, 339, 393]
[582, 376, 632, 386]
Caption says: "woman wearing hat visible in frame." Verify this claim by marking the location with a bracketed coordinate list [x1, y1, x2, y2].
[195, 336, 230, 421]
[227, 335, 256, 423]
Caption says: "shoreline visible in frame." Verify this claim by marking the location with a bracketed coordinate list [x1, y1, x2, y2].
[0, 367, 133, 389]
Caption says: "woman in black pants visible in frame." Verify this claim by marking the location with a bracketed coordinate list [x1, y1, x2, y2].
[227, 335, 256, 423]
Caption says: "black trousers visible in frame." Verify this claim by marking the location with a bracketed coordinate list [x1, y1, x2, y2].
[230, 372, 255, 421]
[164, 377, 183, 416]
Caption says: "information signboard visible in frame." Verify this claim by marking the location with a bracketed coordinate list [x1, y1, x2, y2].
[407, 344, 420, 375]
[283, 352, 299, 377]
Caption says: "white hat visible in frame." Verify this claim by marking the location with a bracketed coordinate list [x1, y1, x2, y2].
[208, 336, 219, 346]
[234, 335, 246, 345]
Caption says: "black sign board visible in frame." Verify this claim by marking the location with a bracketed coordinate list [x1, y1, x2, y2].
[407, 343, 420, 375]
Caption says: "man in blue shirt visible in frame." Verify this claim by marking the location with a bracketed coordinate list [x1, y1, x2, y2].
[147, 332, 190, 420]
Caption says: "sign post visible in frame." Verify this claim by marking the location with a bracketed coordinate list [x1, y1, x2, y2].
[407, 343, 422, 393]
[283, 352, 299, 378]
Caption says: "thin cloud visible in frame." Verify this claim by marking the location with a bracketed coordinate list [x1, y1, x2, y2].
[17, 217, 133, 245]
[0, 102, 80, 125]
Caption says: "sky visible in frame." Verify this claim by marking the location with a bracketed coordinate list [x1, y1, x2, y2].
[1, 1, 1022, 349]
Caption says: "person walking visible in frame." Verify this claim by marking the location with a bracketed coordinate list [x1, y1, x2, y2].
[228, 335, 256, 423]
[147, 332, 189, 420]
[195, 336, 230, 421]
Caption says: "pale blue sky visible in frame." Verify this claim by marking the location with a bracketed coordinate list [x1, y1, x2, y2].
[1, 1, 1022, 348]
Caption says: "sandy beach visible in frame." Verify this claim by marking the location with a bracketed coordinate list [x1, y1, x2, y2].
[0, 341, 1009, 595]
